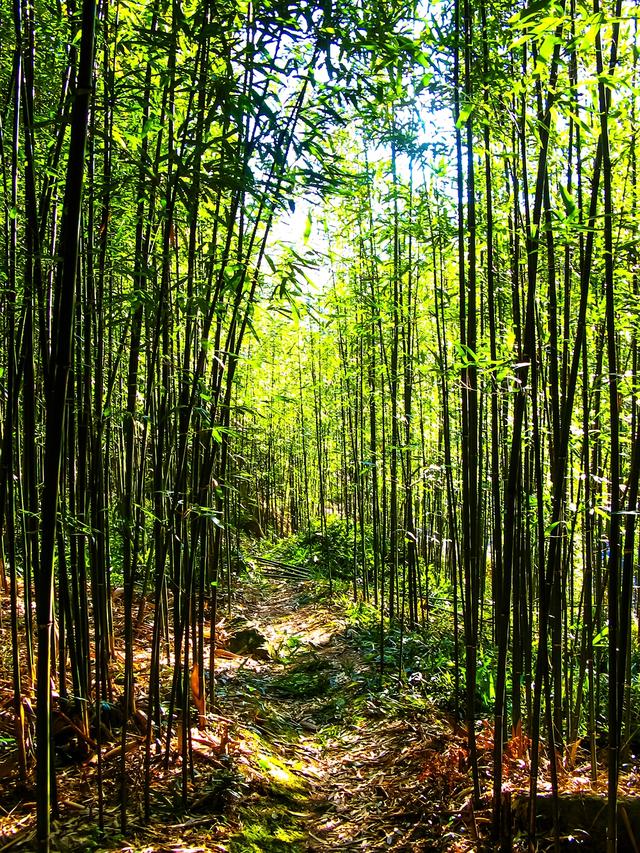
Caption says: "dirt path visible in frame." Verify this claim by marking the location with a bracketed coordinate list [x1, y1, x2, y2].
[3, 573, 635, 852]
[211, 577, 469, 853]
[0, 575, 474, 853]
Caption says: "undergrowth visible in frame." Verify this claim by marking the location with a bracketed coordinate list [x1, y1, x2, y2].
[264, 518, 372, 581]
[252, 523, 640, 732]
[255, 522, 497, 716]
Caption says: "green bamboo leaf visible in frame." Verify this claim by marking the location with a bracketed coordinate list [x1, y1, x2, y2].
[455, 102, 474, 129]
[559, 184, 577, 219]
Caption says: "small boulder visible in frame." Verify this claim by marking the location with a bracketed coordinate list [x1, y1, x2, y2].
[228, 625, 269, 659]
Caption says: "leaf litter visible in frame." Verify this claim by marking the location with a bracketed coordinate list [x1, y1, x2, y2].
[2, 575, 640, 851]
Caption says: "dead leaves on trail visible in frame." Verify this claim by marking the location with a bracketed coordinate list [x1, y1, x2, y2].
[302, 713, 484, 852]
[218, 579, 477, 852]
[5, 575, 639, 852]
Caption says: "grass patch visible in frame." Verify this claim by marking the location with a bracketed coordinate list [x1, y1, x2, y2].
[256, 753, 306, 793]
[229, 801, 307, 853]
[270, 669, 331, 699]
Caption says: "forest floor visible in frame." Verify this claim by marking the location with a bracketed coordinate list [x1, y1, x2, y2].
[0, 573, 483, 852]
[1, 572, 636, 852]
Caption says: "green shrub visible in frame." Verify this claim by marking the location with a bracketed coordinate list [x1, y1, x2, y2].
[266, 518, 373, 581]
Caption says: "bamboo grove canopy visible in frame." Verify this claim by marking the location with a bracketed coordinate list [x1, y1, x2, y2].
[0, 0, 639, 849]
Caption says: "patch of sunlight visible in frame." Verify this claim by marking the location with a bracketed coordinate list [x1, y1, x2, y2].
[257, 753, 304, 791]
[274, 826, 304, 843]
[231, 805, 306, 853]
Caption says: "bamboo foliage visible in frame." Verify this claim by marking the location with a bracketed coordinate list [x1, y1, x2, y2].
[235, 1, 640, 848]
[0, 0, 382, 846]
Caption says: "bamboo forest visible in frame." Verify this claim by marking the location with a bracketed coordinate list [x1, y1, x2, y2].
[1, 0, 640, 850]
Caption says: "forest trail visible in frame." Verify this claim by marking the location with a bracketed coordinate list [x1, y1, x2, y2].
[196, 575, 468, 853]
[2, 571, 637, 853]
[0, 574, 475, 853]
